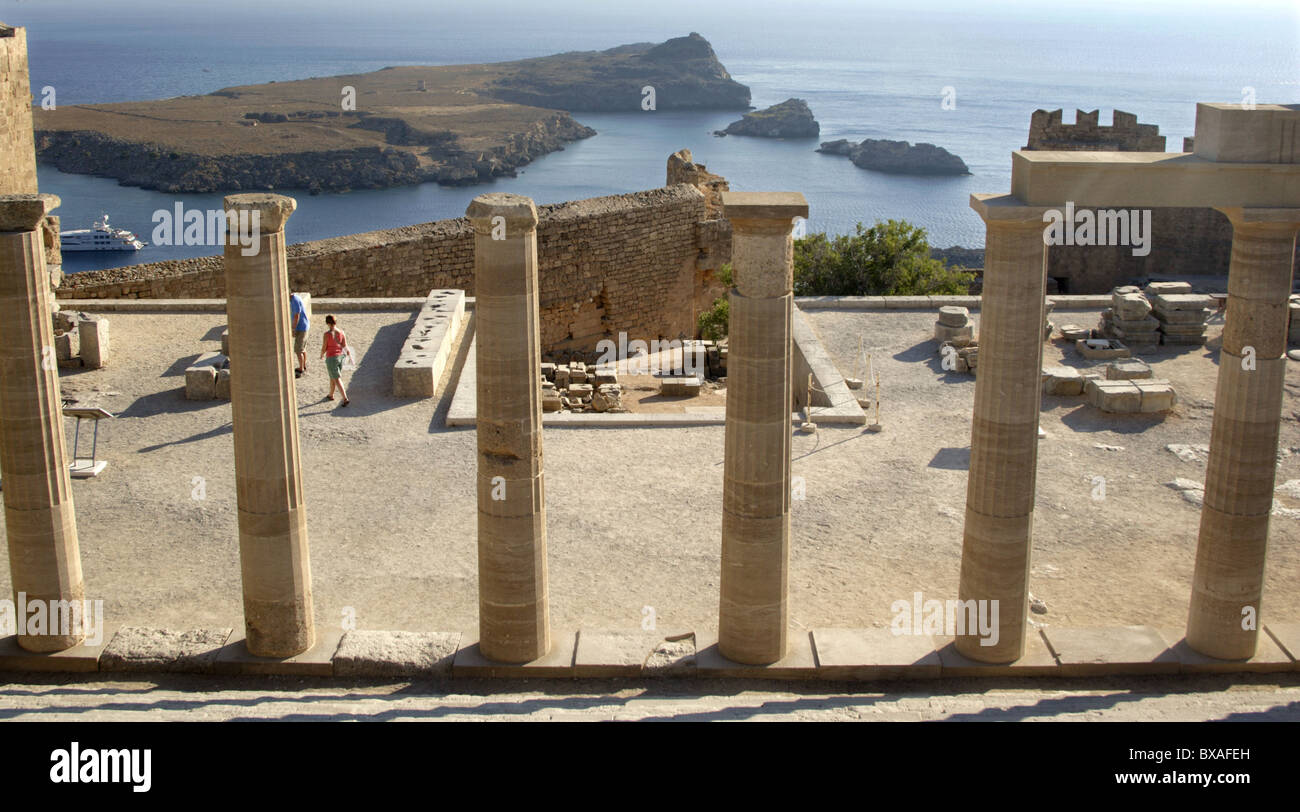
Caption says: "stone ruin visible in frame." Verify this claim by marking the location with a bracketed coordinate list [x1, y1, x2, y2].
[540, 360, 623, 413]
[51, 309, 109, 370]
[1026, 108, 1166, 152]
[1097, 283, 1210, 348]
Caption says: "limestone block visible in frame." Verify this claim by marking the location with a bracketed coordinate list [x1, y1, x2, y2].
[1136, 380, 1176, 412]
[592, 366, 617, 385]
[935, 322, 974, 343]
[937, 306, 970, 327]
[54, 331, 75, 361]
[215, 367, 231, 400]
[1151, 293, 1213, 312]
[540, 362, 556, 381]
[1106, 359, 1152, 380]
[79, 317, 109, 369]
[542, 394, 564, 412]
[1058, 323, 1090, 341]
[185, 351, 224, 400]
[660, 377, 702, 397]
[392, 289, 464, 398]
[1145, 281, 1193, 296]
[567, 382, 593, 398]
[1076, 338, 1130, 360]
[1042, 366, 1084, 396]
[1156, 307, 1210, 325]
[553, 366, 570, 388]
[220, 328, 230, 356]
[592, 384, 623, 412]
[569, 366, 588, 384]
[57, 356, 84, 370]
[1113, 292, 1152, 321]
[1086, 378, 1142, 413]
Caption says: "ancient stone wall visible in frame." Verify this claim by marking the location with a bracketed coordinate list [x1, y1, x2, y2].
[1026, 108, 1166, 152]
[60, 183, 722, 352]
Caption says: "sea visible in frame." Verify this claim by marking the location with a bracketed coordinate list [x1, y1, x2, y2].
[6, 0, 1298, 273]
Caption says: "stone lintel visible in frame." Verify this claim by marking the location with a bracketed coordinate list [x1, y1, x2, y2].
[222, 193, 296, 233]
[721, 191, 808, 223]
[1010, 151, 1300, 208]
[0, 193, 60, 232]
[465, 192, 539, 231]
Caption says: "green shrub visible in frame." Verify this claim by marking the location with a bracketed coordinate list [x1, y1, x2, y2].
[793, 220, 974, 296]
[697, 263, 733, 341]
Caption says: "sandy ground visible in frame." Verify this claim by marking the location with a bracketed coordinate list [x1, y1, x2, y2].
[1, 305, 1297, 643]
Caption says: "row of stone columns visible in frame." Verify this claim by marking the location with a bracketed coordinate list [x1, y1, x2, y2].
[958, 197, 1300, 663]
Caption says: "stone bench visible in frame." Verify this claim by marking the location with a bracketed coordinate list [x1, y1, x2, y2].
[392, 289, 465, 398]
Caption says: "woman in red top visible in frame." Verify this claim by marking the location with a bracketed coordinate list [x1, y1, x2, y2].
[320, 314, 350, 407]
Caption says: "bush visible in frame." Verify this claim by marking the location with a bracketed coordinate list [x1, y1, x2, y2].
[793, 220, 974, 296]
[697, 263, 732, 341]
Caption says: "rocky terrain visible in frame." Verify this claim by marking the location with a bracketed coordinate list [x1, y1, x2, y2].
[33, 33, 749, 193]
[715, 98, 819, 138]
[818, 137, 970, 175]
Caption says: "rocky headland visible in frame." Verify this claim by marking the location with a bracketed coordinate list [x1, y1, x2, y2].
[33, 33, 750, 193]
[818, 137, 970, 175]
[715, 98, 819, 138]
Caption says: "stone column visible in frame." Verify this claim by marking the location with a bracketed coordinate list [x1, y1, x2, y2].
[1187, 208, 1300, 660]
[467, 193, 550, 663]
[718, 191, 807, 665]
[956, 194, 1049, 663]
[223, 194, 314, 658]
[0, 194, 84, 652]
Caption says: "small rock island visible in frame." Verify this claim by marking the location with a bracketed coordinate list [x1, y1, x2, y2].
[715, 98, 820, 138]
[818, 137, 970, 175]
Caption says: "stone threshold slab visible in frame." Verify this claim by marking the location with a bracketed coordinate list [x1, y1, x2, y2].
[3, 624, 1296, 679]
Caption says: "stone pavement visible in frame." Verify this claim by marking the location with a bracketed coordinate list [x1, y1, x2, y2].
[0, 674, 1297, 721]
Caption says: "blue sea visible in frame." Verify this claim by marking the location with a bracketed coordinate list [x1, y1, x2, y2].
[5, 0, 1298, 272]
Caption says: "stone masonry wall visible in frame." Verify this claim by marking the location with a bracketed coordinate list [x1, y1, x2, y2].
[60, 183, 721, 353]
[1025, 108, 1239, 293]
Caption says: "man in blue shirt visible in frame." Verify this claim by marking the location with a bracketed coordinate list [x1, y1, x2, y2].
[290, 293, 309, 378]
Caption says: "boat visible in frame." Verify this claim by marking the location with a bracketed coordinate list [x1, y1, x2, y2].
[60, 215, 145, 252]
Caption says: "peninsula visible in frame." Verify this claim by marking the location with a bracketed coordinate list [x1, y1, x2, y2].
[33, 33, 750, 193]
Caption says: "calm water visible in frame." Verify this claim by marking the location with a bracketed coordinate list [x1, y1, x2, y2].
[6, 0, 1297, 272]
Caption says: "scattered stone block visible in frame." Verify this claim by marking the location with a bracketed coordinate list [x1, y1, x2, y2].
[592, 366, 618, 385]
[592, 384, 623, 412]
[184, 352, 223, 400]
[937, 305, 970, 327]
[935, 322, 974, 343]
[660, 377, 702, 397]
[1076, 337, 1130, 360]
[1144, 281, 1193, 296]
[78, 316, 109, 369]
[553, 366, 570, 388]
[54, 331, 75, 361]
[1136, 379, 1177, 412]
[1058, 323, 1090, 341]
[214, 367, 231, 400]
[1042, 365, 1084, 396]
[1086, 378, 1142, 413]
[1106, 359, 1152, 380]
[567, 382, 593, 398]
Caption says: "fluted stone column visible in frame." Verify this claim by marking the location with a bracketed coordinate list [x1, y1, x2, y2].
[956, 194, 1049, 663]
[468, 193, 550, 663]
[223, 193, 314, 658]
[718, 191, 807, 665]
[0, 194, 84, 652]
[1187, 207, 1300, 660]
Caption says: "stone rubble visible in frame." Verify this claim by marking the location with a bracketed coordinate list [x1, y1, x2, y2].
[1145, 282, 1210, 346]
[51, 309, 111, 369]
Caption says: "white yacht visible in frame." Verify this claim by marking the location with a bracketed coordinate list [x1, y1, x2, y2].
[60, 215, 145, 252]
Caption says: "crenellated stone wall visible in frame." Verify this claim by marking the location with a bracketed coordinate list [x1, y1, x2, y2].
[60, 178, 732, 352]
[1026, 108, 1166, 152]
